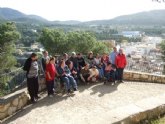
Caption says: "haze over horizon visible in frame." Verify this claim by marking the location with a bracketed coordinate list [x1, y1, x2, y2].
[0, 0, 165, 21]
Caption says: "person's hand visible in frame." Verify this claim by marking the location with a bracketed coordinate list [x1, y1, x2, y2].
[72, 70, 77, 74]
[62, 72, 66, 76]
[83, 79, 86, 83]
[48, 76, 52, 80]
[87, 77, 90, 81]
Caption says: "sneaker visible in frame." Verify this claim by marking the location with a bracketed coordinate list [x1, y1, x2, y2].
[30, 99, 36, 104]
[116, 80, 120, 83]
[49, 95, 53, 98]
[111, 82, 114, 86]
[120, 80, 124, 83]
[67, 89, 71, 94]
[74, 88, 78, 91]
[35, 96, 41, 100]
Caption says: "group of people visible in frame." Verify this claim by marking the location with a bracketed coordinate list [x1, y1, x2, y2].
[23, 47, 127, 103]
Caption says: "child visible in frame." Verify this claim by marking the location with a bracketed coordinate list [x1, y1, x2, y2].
[104, 62, 116, 85]
[45, 57, 57, 97]
[89, 66, 99, 82]
[80, 63, 90, 84]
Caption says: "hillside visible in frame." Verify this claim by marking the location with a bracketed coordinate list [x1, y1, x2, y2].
[0, 7, 49, 24]
[0, 7, 165, 26]
[84, 10, 165, 25]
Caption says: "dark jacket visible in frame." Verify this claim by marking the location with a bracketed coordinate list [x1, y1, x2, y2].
[23, 58, 32, 76]
[41, 57, 46, 72]
[69, 57, 78, 70]
[77, 57, 85, 68]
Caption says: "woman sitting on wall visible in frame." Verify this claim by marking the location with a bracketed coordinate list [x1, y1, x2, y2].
[57, 60, 78, 94]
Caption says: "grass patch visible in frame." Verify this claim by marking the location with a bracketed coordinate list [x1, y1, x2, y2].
[151, 116, 165, 124]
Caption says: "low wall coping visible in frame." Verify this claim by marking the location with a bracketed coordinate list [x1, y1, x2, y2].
[0, 88, 27, 105]
[124, 70, 165, 77]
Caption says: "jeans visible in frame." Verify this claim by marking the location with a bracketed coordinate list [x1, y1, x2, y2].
[46, 80, 54, 95]
[117, 68, 124, 81]
[27, 77, 39, 101]
[98, 68, 104, 78]
[62, 75, 77, 90]
[105, 70, 115, 81]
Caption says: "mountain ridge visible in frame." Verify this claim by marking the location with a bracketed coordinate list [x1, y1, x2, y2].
[0, 7, 165, 25]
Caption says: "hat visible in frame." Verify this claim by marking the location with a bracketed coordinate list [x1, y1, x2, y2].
[72, 52, 76, 55]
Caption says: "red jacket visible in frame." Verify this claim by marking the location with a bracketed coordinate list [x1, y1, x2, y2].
[45, 63, 56, 81]
[115, 54, 127, 68]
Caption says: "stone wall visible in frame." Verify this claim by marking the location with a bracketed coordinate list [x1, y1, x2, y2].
[0, 77, 46, 121]
[38, 77, 46, 91]
[0, 89, 29, 120]
[124, 70, 165, 83]
[0, 72, 164, 121]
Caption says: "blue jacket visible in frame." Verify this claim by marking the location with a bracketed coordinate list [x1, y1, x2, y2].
[109, 51, 118, 65]
[57, 65, 71, 77]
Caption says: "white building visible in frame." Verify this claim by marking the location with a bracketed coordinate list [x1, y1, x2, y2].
[121, 31, 142, 38]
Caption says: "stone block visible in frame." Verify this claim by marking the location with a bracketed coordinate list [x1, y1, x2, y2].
[0, 112, 7, 120]
[7, 106, 17, 116]
[21, 92, 26, 98]
[133, 74, 140, 79]
[39, 78, 46, 85]
[12, 98, 19, 107]
[0, 103, 10, 113]
[161, 77, 165, 83]
[22, 95, 29, 105]
[17, 99, 23, 110]
[152, 76, 156, 82]
[130, 112, 147, 123]
[156, 77, 162, 83]
[141, 74, 148, 80]
[123, 73, 130, 80]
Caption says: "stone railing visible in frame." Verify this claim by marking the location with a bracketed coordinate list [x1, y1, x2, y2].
[124, 70, 165, 83]
[1, 71, 165, 121]
[0, 76, 46, 120]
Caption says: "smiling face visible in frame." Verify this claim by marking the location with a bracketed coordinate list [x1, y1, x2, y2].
[69, 61, 73, 69]
[96, 53, 100, 58]
[119, 49, 123, 54]
[113, 47, 117, 52]
[44, 51, 48, 57]
[31, 55, 38, 61]
[77, 54, 81, 58]
[50, 58, 55, 64]
[84, 64, 89, 70]
[61, 60, 66, 67]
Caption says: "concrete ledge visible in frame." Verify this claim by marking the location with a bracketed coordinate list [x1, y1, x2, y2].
[124, 70, 165, 84]
[113, 94, 165, 124]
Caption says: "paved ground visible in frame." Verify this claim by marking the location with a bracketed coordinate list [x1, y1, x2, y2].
[2, 81, 165, 124]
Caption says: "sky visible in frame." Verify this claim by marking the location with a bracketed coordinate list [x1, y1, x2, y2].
[0, 0, 165, 21]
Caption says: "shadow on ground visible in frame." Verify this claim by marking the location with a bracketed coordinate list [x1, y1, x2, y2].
[2, 82, 120, 124]
[90, 82, 119, 97]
